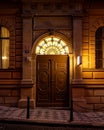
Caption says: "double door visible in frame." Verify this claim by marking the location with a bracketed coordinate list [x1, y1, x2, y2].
[36, 55, 69, 107]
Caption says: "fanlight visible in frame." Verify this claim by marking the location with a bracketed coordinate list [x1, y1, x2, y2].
[36, 37, 69, 55]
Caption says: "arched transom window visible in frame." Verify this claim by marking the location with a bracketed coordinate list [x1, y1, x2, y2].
[35, 37, 69, 55]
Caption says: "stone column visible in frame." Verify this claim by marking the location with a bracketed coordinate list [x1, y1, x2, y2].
[73, 16, 82, 82]
[18, 2, 34, 108]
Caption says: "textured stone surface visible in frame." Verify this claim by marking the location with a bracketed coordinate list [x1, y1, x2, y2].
[0, 106, 104, 126]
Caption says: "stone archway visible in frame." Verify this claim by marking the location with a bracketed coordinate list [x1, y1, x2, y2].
[31, 34, 72, 107]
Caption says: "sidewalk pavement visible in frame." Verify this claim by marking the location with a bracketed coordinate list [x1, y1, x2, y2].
[0, 106, 104, 127]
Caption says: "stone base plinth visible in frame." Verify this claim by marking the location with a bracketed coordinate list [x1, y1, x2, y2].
[18, 99, 35, 109]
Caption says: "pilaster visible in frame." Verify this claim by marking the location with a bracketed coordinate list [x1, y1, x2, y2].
[73, 16, 82, 82]
[18, 2, 34, 108]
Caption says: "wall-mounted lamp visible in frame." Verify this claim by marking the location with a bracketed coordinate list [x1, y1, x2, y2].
[77, 56, 82, 65]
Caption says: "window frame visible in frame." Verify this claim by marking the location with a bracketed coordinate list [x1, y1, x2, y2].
[0, 26, 10, 69]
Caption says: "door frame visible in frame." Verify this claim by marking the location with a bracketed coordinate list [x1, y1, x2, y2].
[31, 33, 73, 108]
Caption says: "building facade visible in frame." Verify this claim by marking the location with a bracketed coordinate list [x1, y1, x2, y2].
[0, 0, 104, 111]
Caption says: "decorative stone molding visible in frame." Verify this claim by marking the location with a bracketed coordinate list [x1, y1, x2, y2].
[31, 1, 83, 16]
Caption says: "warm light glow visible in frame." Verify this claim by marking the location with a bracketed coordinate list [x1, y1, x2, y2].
[1, 27, 10, 69]
[2, 56, 7, 60]
[77, 56, 82, 65]
[36, 37, 69, 55]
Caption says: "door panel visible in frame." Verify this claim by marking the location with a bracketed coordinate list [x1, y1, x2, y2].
[36, 55, 69, 107]
[36, 57, 51, 106]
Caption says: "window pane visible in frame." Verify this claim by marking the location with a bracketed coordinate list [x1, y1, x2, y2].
[96, 50, 102, 59]
[95, 27, 104, 69]
[96, 59, 102, 68]
[96, 41, 102, 49]
[95, 27, 102, 39]
[0, 26, 10, 69]
[1, 27, 9, 38]
[2, 39, 9, 69]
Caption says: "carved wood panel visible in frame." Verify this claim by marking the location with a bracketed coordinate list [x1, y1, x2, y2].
[36, 55, 69, 107]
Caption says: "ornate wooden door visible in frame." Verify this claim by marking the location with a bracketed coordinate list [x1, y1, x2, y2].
[36, 55, 69, 107]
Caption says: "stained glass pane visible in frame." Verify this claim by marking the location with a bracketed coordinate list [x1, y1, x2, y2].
[36, 37, 69, 55]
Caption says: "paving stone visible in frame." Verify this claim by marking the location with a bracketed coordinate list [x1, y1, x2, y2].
[0, 106, 104, 126]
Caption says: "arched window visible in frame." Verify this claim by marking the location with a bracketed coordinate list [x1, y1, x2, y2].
[0, 26, 10, 69]
[35, 37, 69, 55]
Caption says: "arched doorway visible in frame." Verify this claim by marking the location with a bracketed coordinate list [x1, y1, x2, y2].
[35, 36, 70, 107]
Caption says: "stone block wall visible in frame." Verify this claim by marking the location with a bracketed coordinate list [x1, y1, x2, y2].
[0, 87, 20, 107]
[75, 8, 104, 112]
[72, 86, 104, 112]
[85, 88, 104, 111]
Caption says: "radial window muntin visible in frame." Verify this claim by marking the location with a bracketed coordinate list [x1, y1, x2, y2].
[36, 37, 69, 55]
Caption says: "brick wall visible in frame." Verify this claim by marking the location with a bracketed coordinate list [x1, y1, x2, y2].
[0, 87, 20, 107]
[85, 88, 104, 111]
[72, 86, 104, 112]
